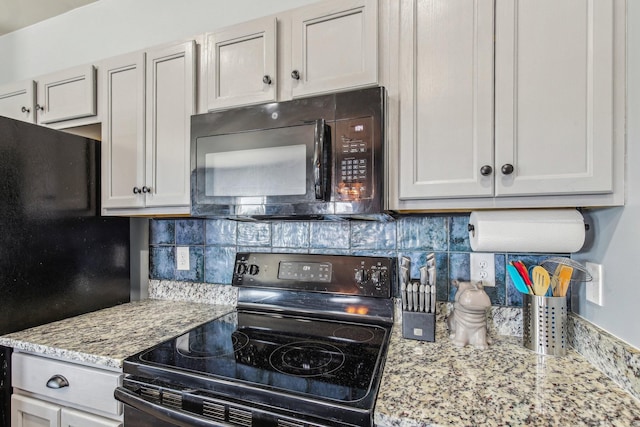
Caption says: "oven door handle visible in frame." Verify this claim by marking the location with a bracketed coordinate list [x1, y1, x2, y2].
[313, 119, 329, 200]
[114, 387, 227, 427]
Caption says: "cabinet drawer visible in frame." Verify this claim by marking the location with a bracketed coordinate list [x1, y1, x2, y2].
[12, 353, 122, 416]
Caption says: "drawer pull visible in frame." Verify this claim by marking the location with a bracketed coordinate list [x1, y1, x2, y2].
[46, 374, 69, 389]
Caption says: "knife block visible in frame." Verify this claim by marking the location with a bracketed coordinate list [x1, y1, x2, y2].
[402, 310, 436, 342]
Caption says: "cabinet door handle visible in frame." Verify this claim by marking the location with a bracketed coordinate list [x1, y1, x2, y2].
[262, 75, 272, 85]
[501, 164, 514, 175]
[46, 375, 69, 389]
[142, 186, 151, 193]
[133, 187, 142, 194]
[291, 70, 300, 80]
[480, 165, 493, 176]
[21, 106, 30, 113]
[35, 104, 44, 111]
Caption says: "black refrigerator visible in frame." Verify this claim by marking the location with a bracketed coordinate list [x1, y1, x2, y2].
[0, 116, 131, 426]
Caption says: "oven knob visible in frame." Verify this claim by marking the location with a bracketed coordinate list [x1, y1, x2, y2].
[248, 264, 260, 275]
[355, 269, 368, 284]
[371, 270, 381, 286]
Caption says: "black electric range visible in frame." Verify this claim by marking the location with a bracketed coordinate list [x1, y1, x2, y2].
[116, 253, 396, 427]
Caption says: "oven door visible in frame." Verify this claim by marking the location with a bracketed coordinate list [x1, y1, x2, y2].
[116, 385, 337, 427]
[116, 387, 225, 427]
[191, 119, 331, 217]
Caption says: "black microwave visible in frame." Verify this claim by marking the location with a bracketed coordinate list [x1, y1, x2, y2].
[190, 87, 387, 219]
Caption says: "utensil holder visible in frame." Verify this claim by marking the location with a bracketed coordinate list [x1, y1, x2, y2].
[523, 294, 567, 356]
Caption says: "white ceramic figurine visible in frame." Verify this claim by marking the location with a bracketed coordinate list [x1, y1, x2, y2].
[447, 280, 492, 349]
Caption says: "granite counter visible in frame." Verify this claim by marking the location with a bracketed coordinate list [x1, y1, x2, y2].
[0, 299, 234, 370]
[375, 322, 640, 427]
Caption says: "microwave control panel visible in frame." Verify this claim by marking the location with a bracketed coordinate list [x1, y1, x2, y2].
[335, 117, 374, 201]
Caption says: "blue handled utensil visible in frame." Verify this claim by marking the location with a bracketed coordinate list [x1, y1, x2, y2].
[507, 264, 531, 294]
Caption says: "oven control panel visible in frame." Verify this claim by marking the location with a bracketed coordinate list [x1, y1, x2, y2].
[233, 253, 393, 298]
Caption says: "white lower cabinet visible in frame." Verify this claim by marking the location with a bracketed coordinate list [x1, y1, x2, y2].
[12, 395, 121, 427]
[11, 353, 122, 427]
[11, 395, 59, 427]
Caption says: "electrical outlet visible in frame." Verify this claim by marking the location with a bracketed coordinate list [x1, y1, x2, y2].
[176, 246, 190, 271]
[585, 262, 603, 306]
[470, 252, 495, 287]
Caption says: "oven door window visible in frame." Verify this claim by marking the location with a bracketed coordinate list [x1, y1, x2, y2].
[194, 121, 329, 211]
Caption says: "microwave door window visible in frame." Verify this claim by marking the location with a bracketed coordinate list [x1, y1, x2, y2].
[205, 144, 307, 197]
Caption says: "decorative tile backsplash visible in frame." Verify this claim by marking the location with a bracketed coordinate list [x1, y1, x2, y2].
[149, 215, 563, 307]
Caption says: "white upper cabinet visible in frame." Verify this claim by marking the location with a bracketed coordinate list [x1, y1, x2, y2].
[398, 0, 495, 200]
[0, 80, 36, 123]
[36, 64, 97, 125]
[100, 52, 146, 210]
[100, 41, 196, 216]
[144, 40, 196, 210]
[494, 0, 615, 197]
[0, 64, 97, 126]
[203, 0, 378, 110]
[206, 16, 277, 110]
[393, 0, 625, 210]
[290, 0, 378, 98]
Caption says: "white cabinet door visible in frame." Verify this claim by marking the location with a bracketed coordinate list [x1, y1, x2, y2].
[61, 408, 121, 427]
[394, 0, 621, 209]
[398, 0, 495, 200]
[11, 395, 60, 427]
[36, 64, 97, 125]
[0, 80, 36, 123]
[100, 52, 146, 209]
[494, 0, 615, 197]
[145, 41, 196, 208]
[207, 16, 277, 110]
[290, 0, 378, 98]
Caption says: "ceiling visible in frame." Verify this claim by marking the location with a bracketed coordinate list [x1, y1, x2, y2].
[0, 0, 97, 36]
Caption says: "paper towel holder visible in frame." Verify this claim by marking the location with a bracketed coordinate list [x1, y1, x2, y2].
[467, 222, 589, 238]
[467, 209, 589, 254]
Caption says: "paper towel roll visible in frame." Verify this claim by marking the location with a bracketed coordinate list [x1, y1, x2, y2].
[468, 209, 586, 253]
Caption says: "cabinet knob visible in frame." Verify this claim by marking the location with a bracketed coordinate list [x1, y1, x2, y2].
[501, 164, 514, 175]
[46, 375, 69, 389]
[262, 75, 272, 85]
[21, 106, 30, 113]
[142, 186, 151, 193]
[480, 165, 493, 176]
[291, 70, 300, 80]
[133, 187, 141, 194]
[35, 104, 44, 111]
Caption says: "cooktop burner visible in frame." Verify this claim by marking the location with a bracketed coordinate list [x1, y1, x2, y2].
[333, 325, 376, 342]
[269, 341, 345, 377]
[177, 329, 249, 358]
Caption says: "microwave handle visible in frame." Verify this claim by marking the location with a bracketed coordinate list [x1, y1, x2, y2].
[313, 119, 328, 200]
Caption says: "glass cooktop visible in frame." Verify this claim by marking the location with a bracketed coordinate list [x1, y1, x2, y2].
[134, 310, 390, 403]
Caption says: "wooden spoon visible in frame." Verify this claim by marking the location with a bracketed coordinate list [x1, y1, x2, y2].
[531, 266, 551, 296]
[557, 265, 574, 297]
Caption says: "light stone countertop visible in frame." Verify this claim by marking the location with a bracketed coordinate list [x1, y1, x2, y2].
[0, 299, 234, 370]
[2, 291, 639, 426]
[375, 321, 640, 427]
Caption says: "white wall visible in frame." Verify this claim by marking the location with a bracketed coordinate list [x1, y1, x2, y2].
[0, 0, 318, 84]
[573, 1, 639, 349]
